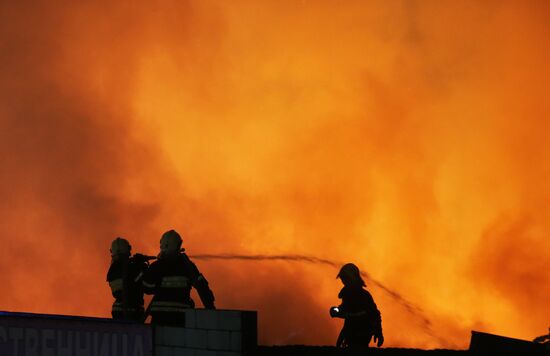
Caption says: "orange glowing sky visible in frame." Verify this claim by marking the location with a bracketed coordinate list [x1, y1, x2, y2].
[1, 0, 549, 349]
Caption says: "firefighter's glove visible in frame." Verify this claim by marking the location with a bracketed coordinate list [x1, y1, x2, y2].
[133, 253, 146, 262]
[329, 306, 341, 318]
[374, 331, 384, 347]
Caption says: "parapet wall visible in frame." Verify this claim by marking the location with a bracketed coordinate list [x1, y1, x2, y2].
[0, 310, 257, 356]
[155, 309, 257, 356]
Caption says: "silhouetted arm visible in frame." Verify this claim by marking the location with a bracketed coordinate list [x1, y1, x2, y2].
[142, 262, 159, 295]
[184, 255, 215, 309]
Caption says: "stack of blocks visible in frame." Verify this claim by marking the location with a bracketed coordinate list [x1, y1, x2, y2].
[155, 309, 257, 356]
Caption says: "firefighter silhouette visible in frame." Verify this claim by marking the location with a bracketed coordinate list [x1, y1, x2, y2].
[143, 229, 215, 325]
[330, 263, 384, 348]
[106, 237, 149, 322]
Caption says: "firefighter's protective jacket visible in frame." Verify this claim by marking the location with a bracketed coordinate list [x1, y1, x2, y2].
[142, 252, 215, 315]
[338, 285, 382, 346]
[106, 256, 148, 317]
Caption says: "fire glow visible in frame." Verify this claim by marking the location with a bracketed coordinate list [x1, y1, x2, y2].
[0, 0, 549, 349]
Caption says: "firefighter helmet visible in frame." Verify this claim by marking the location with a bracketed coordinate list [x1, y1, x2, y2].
[337, 263, 366, 287]
[160, 229, 182, 256]
[110, 237, 131, 257]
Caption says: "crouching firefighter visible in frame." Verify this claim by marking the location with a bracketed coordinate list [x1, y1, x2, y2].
[143, 229, 215, 325]
[330, 263, 384, 349]
[107, 237, 149, 322]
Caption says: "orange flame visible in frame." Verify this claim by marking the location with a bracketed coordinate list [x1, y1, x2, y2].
[0, 0, 549, 349]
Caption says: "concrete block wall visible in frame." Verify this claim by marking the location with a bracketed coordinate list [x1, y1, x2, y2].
[155, 309, 257, 356]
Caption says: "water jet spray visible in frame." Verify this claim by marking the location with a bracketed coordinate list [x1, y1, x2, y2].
[190, 253, 450, 345]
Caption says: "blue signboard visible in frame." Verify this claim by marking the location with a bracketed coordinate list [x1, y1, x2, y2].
[0, 311, 152, 356]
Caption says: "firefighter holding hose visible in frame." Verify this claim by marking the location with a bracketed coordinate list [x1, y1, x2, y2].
[142, 229, 215, 325]
[106, 237, 150, 322]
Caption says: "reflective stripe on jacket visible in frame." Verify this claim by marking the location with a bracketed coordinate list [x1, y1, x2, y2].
[109, 278, 124, 293]
[150, 300, 192, 313]
[142, 252, 215, 309]
[106, 257, 148, 311]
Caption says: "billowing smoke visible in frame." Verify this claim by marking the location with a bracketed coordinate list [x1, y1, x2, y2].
[1, 0, 549, 349]
[0, 1, 167, 315]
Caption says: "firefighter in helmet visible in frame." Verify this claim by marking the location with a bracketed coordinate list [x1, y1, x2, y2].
[106, 237, 149, 322]
[330, 263, 384, 349]
[142, 229, 215, 325]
